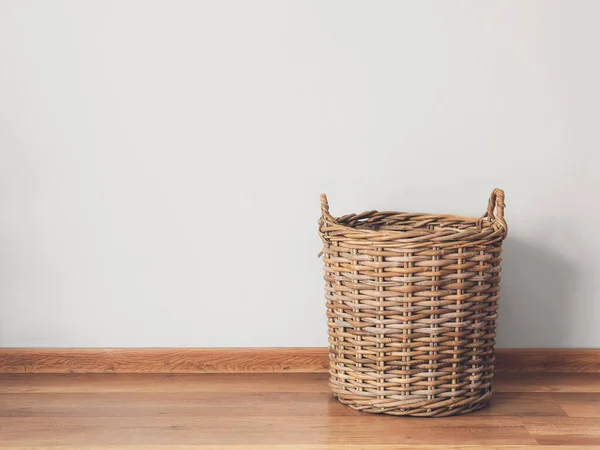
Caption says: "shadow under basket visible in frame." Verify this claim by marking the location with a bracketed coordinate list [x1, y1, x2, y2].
[318, 189, 508, 417]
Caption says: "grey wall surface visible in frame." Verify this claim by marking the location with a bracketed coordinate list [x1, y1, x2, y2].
[1, 0, 598, 347]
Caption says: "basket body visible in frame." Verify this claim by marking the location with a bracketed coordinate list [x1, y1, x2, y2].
[318, 189, 508, 417]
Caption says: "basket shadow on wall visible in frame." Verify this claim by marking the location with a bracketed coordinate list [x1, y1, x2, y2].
[498, 234, 576, 348]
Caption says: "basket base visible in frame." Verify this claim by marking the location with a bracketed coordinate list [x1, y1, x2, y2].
[333, 388, 492, 417]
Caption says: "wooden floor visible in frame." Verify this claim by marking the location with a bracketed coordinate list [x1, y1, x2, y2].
[1, 372, 599, 449]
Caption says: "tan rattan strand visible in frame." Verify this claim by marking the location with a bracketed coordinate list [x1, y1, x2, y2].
[318, 189, 508, 417]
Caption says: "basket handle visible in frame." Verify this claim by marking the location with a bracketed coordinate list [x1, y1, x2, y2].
[320, 193, 334, 221]
[479, 188, 508, 236]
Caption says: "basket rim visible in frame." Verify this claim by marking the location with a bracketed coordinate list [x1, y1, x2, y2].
[318, 191, 508, 247]
[338, 209, 490, 228]
[321, 209, 495, 236]
[319, 206, 507, 250]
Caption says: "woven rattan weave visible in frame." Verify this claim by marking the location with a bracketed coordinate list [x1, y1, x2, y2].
[318, 189, 508, 417]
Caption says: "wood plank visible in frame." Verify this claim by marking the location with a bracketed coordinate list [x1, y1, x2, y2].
[3, 373, 600, 447]
[524, 417, 600, 445]
[0, 446, 588, 450]
[477, 392, 567, 417]
[0, 348, 599, 374]
[560, 401, 600, 418]
[0, 415, 535, 446]
[0, 373, 330, 393]
[0, 391, 570, 419]
[494, 372, 600, 393]
[3, 372, 600, 395]
[0, 392, 357, 418]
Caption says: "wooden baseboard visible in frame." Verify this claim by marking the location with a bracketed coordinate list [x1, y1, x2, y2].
[495, 348, 600, 372]
[0, 348, 328, 374]
[0, 348, 598, 374]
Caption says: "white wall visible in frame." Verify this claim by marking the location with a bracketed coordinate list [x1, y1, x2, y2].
[1, 0, 598, 348]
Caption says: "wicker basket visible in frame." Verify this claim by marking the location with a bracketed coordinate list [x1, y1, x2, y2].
[318, 189, 508, 417]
